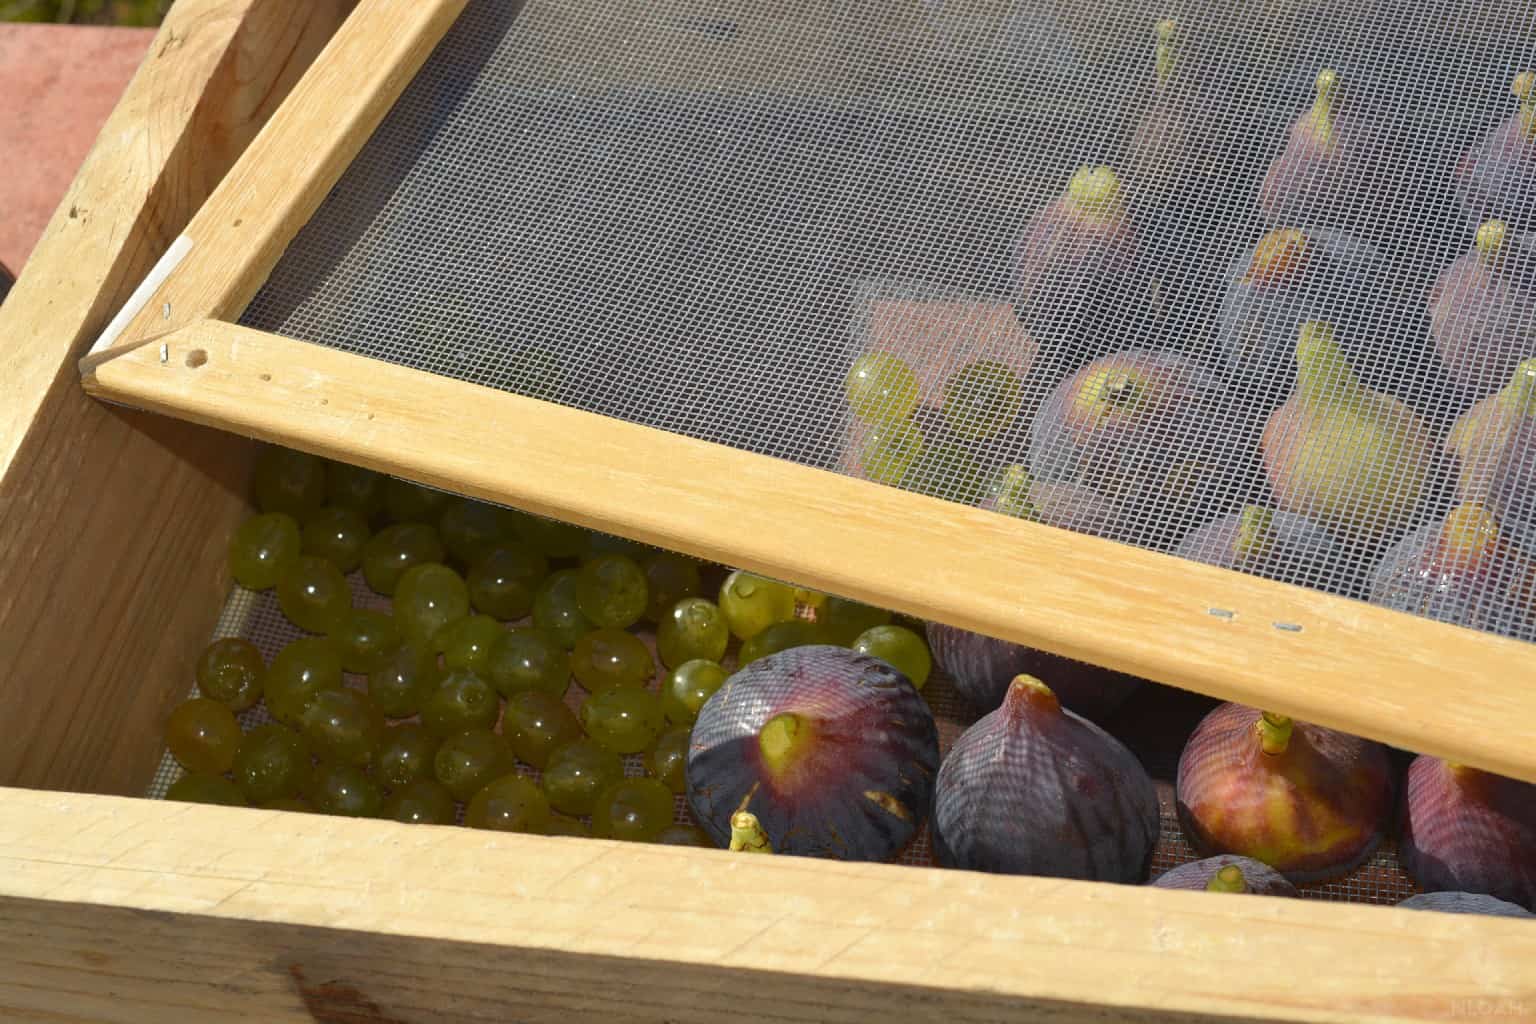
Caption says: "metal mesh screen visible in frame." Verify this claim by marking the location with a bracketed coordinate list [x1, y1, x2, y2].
[243, 0, 1536, 642]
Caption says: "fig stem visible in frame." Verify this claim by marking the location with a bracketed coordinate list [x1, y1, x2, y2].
[1242, 228, 1309, 286]
[1475, 220, 1509, 265]
[1206, 864, 1249, 893]
[992, 464, 1039, 521]
[1308, 68, 1340, 146]
[1439, 503, 1500, 561]
[1008, 674, 1062, 714]
[1065, 165, 1124, 221]
[1257, 712, 1293, 755]
[729, 811, 773, 853]
[1497, 357, 1536, 417]
[1515, 70, 1534, 138]
[1294, 321, 1361, 413]
[1234, 506, 1275, 561]
[1154, 19, 1178, 89]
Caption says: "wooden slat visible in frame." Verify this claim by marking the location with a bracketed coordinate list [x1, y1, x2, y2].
[84, 320, 1536, 785]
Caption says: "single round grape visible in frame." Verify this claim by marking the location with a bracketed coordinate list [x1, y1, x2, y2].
[325, 460, 384, 519]
[941, 360, 1023, 440]
[334, 608, 402, 675]
[276, 555, 353, 635]
[656, 597, 729, 668]
[262, 797, 313, 813]
[859, 419, 925, 486]
[367, 644, 439, 719]
[264, 636, 345, 727]
[306, 762, 382, 817]
[545, 814, 592, 837]
[434, 614, 503, 675]
[485, 627, 570, 700]
[419, 669, 500, 737]
[513, 515, 586, 559]
[167, 774, 247, 807]
[718, 571, 796, 641]
[393, 562, 470, 651]
[660, 659, 727, 725]
[852, 624, 932, 690]
[300, 506, 371, 573]
[570, 628, 654, 692]
[646, 727, 690, 794]
[439, 499, 519, 565]
[541, 739, 623, 816]
[466, 544, 548, 621]
[466, 774, 550, 833]
[574, 554, 648, 630]
[165, 697, 242, 775]
[253, 446, 326, 520]
[300, 688, 385, 767]
[815, 596, 891, 646]
[232, 724, 312, 804]
[591, 777, 675, 843]
[583, 532, 652, 561]
[580, 686, 665, 755]
[845, 352, 919, 423]
[383, 779, 456, 825]
[655, 823, 714, 847]
[195, 637, 264, 711]
[376, 725, 439, 789]
[900, 440, 986, 505]
[503, 691, 581, 768]
[434, 728, 512, 801]
[383, 478, 453, 526]
[738, 619, 820, 667]
[361, 522, 446, 596]
[641, 553, 703, 623]
[532, 569, 594, 649]
[228, 512, 301, 590]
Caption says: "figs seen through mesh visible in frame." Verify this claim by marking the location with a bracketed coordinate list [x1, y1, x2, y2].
[1396, 892, 1535, 919]
[1455, 71, 1536, 233]
[1399, 756, 1536, 912]
[1173, 506, 1339, 586]
[1258, 69, 1382, 235]
[1149, 855, 1299, 897]
[1427, 222, 1536, 396]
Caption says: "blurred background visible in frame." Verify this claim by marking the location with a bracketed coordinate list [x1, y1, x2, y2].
[0, 0, 167, 25]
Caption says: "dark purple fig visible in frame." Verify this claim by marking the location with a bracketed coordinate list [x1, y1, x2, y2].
[1399, 756, 1536, 911]
[1176, 704, 1395, 883]
[926, 621, 1143, 720]
[1455, 71, 1536, 232]
[1397, 891, 1534, 918]
[931, 675, 1159, 882]
[1174, 506, 1339, 585]
[1259, 69, 1382, 233]
[1150, 855, 1299, 897]
[686, 645, 938, 861]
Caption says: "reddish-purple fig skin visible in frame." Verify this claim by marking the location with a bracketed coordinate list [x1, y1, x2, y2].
[1399, 757, 1536, 911]
[931, 678, 1159, 882]
[1456, 116, 1536, 233]
[686, 645, 938, 861]
[1427, 237, 1536, 394]
[1175, 703, 1395, 883]
[1150, 855, 1299, 897]
[1173, 509, 1339, 585]
[1012, 196, 1138, 342]
[925, 621, 1143, 720]
[1397, 891, 1534, 918]
[1259, 98, 1379, 233]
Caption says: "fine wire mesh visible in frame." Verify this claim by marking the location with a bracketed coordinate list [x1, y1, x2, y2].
[240, 1, 1536, 640]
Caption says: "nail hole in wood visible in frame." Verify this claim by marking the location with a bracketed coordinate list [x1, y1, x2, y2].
[259, 373, 272, 382]
[184, 349, 208, 369]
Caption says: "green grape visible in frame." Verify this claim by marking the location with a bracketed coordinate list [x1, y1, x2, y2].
[232, 723, 312, 804]
[641, 552, 703, 623]
[646, 727, 690, 794]
[540, 738, 623, 816]
[165, 697, 242, 775]
[574, 554, 648, 630]
[513, 516, 587, 559]
[591, 778, 675, 843]
[382, 779, 457, 825]
[816, 596, 892, 646]
[852, 624, 932, 690]
[306, 762, 382, 817]
[195, 637, 264, 711]
[660, 659, 727, 725]
[393, 562, 470, 650]
[941, 360, 1023, 440]
[434, 728, 513, 801]
[580, 686, 664, 755]
[435, 614, 503, 674]
[466, 774, 551, 833]
[900, 440, 986, 506]
[738, 619, 819, 667]
[253, 446, 326, 520]
[228, 512, 301, 590]
[383, 478, 453, 526]
[375, 724, 439, 789]
[845, 352, 919, 423]
[264, 636, 345, 727]
[532, 569, 594, 649]
[334, 608, 402, 675]
[859, 419, 925, 485]
[485, 627, 569, 700]
[570, 627, 654, 692]
[545, 814, 592, 837]
[656, 597, 729, 668]
[262, 797, 313, 813]
[466, 544, 548, 620]
[325, 460, 384, 519]
[361, 522, 446, 596]
[300, 688, 384, 767]
[419, 669, 500, 737]
[300, 506, 371, 573]
[276, 554, 353, 635]
[718, 571, 796, 641]
[167, 774, 247, 807]
[793, 588, 829, 611]
[503, 691, 581, 768]
[367, 644, 439, 719]
[583, 532, 652, 561]
[654, 823, 714, 847]
[439, 499, 519, 565]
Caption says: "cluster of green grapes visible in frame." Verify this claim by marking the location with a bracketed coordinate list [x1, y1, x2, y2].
[163, 446, 933, 844]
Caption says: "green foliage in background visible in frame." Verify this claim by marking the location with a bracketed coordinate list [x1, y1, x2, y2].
[0, 0, 169, 25]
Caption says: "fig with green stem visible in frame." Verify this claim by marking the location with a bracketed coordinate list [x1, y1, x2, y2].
[1259, 68, 1380, 233]
[1456, 71, 1536, 232]
[1399, 756, 1536, 912]
[1127, 19, 1194, 203]
[1444, 356, 1536, 503]
[1150, 855, 1298, 896]
[1173, 505, 1339, 584]
[1427, 221, 1536, 395]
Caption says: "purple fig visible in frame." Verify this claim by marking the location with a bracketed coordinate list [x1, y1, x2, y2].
[1259, 69, 1381, 233]
[1456, 71, 1536, 232]
[983, 463, 1119, 539]
[1126, 19, 1192, 203]
[1444, 357, 1536, 501]
[1397, 892, 1534, 919]
[1176, 704, 1395, 883]
[1173, 505, 1339, 584]
[1400, 756, 1536, 912]
[1427, 222, 1536, 395]
[686, 645, 938, 861]
[931, 675, 1159, 882]
[1150, 855, 1299, 897]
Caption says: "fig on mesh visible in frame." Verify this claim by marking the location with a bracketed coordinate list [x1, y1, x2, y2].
[1444, 356, 1536, 500]
[1427, 221, 1536, 395]
[686, 645, 939, 861]
[1258, 69, 1381, 233]
[1173, 506, 1339, 584]
[983, 464, 1118, 538]
[926, 621, 1145, 720]
[1126, 19, 1192, 205]
[1175, 704, 1395, 883]
[931, 675, 1159, 882]
[1149, 855, 1299, 897]
[1399, 755, 1536, 912]
[1455, 71, 1536, 232]
[1396, 892, 1534, 919]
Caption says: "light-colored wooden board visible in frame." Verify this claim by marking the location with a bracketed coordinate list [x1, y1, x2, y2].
[84, 320, 1536, 786]
[0, 787, 1529, 1024]
[0, 0, 354, 794]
